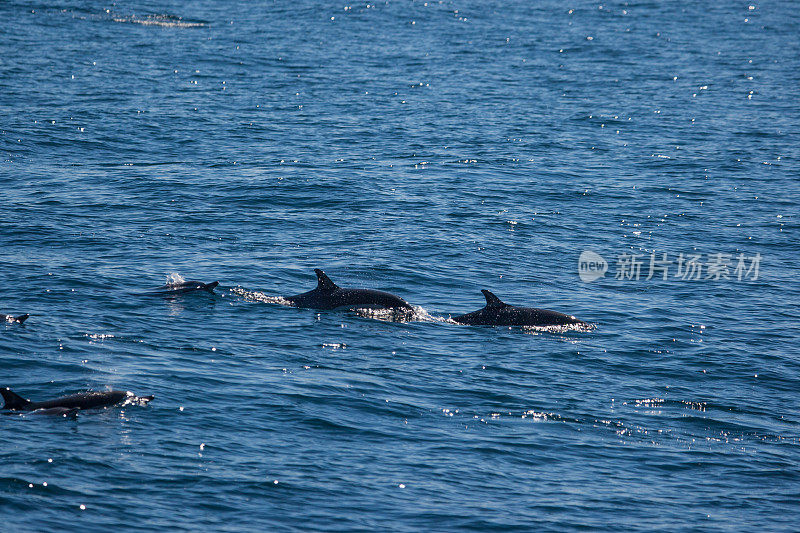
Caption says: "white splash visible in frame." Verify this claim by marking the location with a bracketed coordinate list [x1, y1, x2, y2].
[165, 272, 185, 285]
[113, 15, 205, 28]
[409, 306, 452, 323]
[86, 333, 115, 341]
[229, 286, 289, 305]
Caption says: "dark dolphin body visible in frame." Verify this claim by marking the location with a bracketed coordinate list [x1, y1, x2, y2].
[2, 313, 29, 323]
[453, 290, 590, 327]
[1, 387, 154, 414]
[148, 280, 219, 295]
[285, 269, 413, 311]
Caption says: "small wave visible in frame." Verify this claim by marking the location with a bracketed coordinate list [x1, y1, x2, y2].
[436, 319, 596, 333]
[321, 343, 346, 350]
[522, 322, 596, 334]
[444, 408, 576, 424]
[229, 286, 290, 305]
[626, 398, 708, 412]
[85, 333, 115, 341]
[113, 15, 205, 28]
[351, 306, 416, 323]
[520, 410, 565, 422]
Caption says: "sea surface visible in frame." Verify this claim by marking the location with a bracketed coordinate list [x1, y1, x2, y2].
[1, 0, 799, 530]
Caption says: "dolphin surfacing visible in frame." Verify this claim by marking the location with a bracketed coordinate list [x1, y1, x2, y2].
[284, 269, 413, 312]
[453, 290, 590, 328]
[1, 387, 154, 413]
[148, 280, 219, 295]
[2, 313, 29, 323]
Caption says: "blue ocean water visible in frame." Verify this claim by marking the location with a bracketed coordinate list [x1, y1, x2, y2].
[2, 0, 799, 530]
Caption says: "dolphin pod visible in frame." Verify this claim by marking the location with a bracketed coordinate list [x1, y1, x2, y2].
[1, 387, 154, 416]
[4, 270, 592, 329]
[2, 269, 590, 420]
[5, 271, 591, 327]
[145, 270, 589, 327]
[277, 269, 590, 327]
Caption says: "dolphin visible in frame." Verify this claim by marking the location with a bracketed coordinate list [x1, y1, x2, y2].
[148, 280, 219, 295]
[1, 387, 154, 412]
[452, 290, 590, 327]
[284, 269, 413, 311]
[2, 313, 29, 323]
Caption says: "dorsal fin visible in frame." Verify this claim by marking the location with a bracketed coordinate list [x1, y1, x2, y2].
[314, 269, 339, 292]
[481, 289, 505, 307]
[1, 388, 31, 410]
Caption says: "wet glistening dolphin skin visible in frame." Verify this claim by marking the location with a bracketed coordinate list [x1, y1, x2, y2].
[285, 269, 413, 311]
[1, 387, 154, 415]
[149, 280, 219, 295]
[452, 290, 590, 327]
[2, 313, 29, 323]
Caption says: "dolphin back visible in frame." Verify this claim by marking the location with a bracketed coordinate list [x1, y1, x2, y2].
[453, 290, 587, 327]
[149, 280, 219, 295]
[32, 390, 129, 411]
[285, 270, 412, 311]
[334, 288, 413, 311]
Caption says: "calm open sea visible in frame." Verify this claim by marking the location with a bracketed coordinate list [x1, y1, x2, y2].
[1, 0, 799, 530]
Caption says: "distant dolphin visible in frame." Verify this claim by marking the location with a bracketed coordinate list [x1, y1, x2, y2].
[285, 269, 413, 311]
[452, 290, 590, 327]
[148, 280, 219, 295]
[2, 313, 29, 323]
[1, 387, 154, 413]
